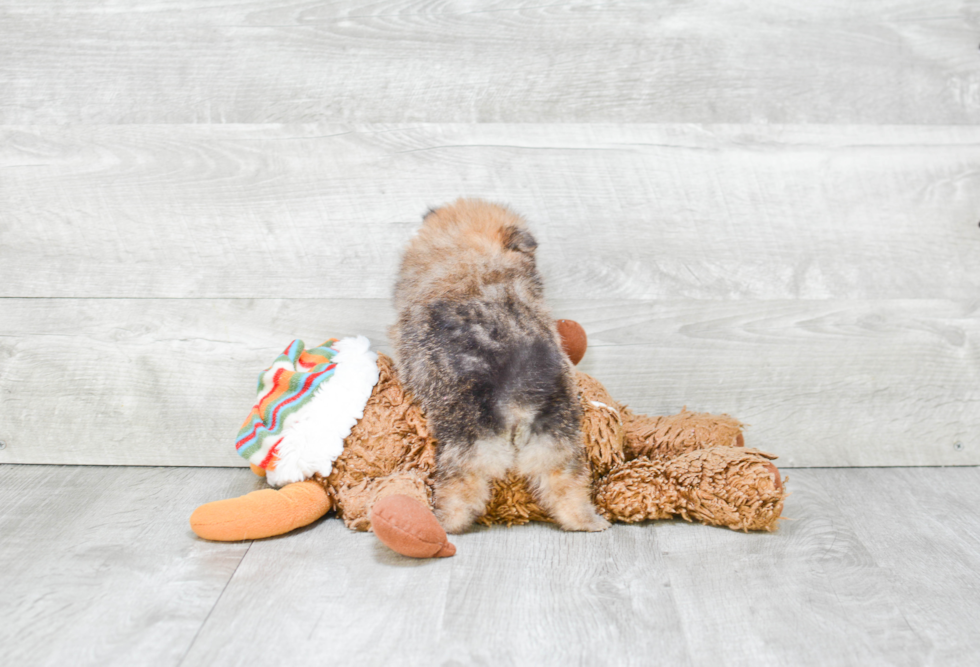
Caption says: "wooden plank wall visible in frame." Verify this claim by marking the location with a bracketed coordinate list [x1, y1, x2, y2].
[1, 1, 978, 467]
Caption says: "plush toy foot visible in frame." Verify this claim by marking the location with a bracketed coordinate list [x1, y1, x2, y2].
[190, 479, 332, 541]
[624, 409, 745, 460]
[595, 448, 786, 531]
[370, 494, 456, 558]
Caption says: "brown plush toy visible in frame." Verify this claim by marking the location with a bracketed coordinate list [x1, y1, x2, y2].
[190, 324, 786, 557]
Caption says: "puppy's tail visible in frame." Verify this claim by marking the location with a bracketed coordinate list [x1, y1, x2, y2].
[495, 338, 566, 421]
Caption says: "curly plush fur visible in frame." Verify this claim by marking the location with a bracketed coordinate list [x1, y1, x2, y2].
[310, 353, 785, 533]
[390, 199, 608, 533]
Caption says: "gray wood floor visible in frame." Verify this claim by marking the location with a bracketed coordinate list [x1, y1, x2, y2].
[2, 463, 979, 667]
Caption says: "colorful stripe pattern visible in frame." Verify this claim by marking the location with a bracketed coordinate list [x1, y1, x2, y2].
[235, 339, 340, 471]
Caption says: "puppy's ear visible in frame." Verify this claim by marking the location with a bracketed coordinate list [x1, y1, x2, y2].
[503, 226, 538, 255]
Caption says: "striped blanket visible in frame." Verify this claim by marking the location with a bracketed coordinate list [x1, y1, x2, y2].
[235, 336, 379, 488]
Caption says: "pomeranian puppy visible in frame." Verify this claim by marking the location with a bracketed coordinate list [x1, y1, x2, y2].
[391, 199, 610, 534]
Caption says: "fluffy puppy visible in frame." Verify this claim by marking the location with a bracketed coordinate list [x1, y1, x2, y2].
[391, 199, 609, 534]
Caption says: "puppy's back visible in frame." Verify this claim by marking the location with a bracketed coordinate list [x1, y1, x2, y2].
[392, 199, 577, 443]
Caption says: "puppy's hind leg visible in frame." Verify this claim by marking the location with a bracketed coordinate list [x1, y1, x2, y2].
[434, 469, 492, 535]
[517, 434, 611, 532]
[434, 436, 514, 534]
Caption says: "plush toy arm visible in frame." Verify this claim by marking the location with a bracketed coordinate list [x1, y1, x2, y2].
[370, 495, 456, 558]
[190, 480, 332, 541]
[622, 409, 745, 461]
[593, 447, 785, 532]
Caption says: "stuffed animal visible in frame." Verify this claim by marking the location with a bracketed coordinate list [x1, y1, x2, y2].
[190, 324, 786, 558]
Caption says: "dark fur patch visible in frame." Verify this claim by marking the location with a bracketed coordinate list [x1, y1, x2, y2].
[402, 297, 580, 452]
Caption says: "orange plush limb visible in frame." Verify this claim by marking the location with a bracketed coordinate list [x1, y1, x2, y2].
[190, 479, 331, 541]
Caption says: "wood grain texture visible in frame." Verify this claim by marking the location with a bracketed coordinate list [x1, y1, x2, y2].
[6, 465, 975, 666]
[574, 298, 980, 468]
[825, 467, 980, 666]
[0, 298, 975, 467]
[181, 515, 688, 667]
[179, 508, 457, 666]
[0, 465, 256, 667]
[2, 124, 979, 300]
[654, 468, 978, 667]
[1, 0, 977, 124]
[0, 298, 392, 468]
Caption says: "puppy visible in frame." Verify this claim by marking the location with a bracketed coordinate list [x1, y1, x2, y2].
[391, 199, 610, 534]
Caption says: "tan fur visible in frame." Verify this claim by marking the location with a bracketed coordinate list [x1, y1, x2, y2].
[321, 353, 436, 531]
[396, 200, 535, 303]
[308, 354, 786, 533]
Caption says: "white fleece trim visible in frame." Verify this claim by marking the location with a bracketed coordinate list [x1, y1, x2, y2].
[265, 336, 379, 488]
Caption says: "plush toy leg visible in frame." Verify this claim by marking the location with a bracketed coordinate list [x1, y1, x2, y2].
[370, 494, 456, 558]
[623, 410, 745, 461]
[190, 480, 332, 541]
[327, 470, 455, 557]
[594, 447, 785, 531]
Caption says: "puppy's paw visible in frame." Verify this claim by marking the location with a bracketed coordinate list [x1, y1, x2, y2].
[579, 513, 612, 532]
[435, 506, 476, 535]
[559, 509, 611, 532]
